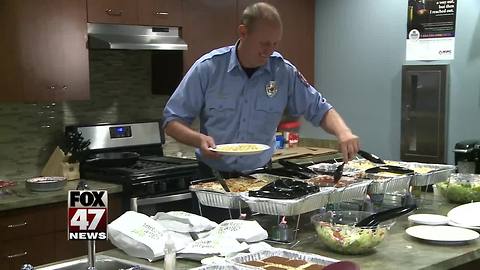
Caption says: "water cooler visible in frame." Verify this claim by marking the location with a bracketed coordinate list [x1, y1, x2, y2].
[454, 139, 480, 174]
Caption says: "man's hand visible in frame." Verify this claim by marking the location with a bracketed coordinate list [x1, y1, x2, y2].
[198, 134, 221, 159]
[337, 130, 360, 163]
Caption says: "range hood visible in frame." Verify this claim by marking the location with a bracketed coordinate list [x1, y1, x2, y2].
[87, 23, 188, 50]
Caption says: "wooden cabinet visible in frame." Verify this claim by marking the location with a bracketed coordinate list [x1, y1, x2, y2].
[0, 0, 90, 102]
[87, 0, 182, 26]
[0, 195, 123, 270]
[182, 0, 238, 71]
[237, 0, 315, 83]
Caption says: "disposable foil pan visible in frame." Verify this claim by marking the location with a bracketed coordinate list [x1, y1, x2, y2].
[240, 188, 334, 216]
[190, 188, 247, 209]
[367, 174, 412, 195]
[390, 162, 456, 186]
[328, 180, 372, 204]
[191, 265, 251, 270]
[229, 248, 339, 269]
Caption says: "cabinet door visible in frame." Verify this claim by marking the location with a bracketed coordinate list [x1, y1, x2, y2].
[182, 0, 237, 71]
[0, 0, 89, 102]
[237, 0, 315, 83]
[1, 234, 56, 270]
[138, 0, 183, 26]
[401, 65, 448, 163]
[87, 0, 138, 24]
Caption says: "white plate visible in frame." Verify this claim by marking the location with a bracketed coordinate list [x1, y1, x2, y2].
[447, 202, 480, 227]
[406, 225, 479, 242]
[209, 143, 270, 156]
[448, 221, 480, 231]
[408, 214, 449, 225]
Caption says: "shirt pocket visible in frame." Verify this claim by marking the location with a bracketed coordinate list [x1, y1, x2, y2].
[251, 97, 285, 141]
[205, 97, 237, 128]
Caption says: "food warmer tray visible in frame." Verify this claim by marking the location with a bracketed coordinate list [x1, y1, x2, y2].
[229, 248, 339, 269]
[189, 174, 280, 209]
[391, 161, 456, 186]
[327, 180, 372, 204]
[240, 187, 334, 216]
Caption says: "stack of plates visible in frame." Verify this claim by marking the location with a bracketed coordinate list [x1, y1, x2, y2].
[406, 202, 480, 244]
[447, 202, 480, 230]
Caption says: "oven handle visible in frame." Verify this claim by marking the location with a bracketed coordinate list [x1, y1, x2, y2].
[130, 193, 192, 211]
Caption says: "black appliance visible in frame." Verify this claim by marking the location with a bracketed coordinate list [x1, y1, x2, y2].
[454, 139, 480, 174]
[66, 121, 199, 215]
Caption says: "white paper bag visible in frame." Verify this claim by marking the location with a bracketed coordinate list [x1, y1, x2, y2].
[108, 211, 193, 261]
[152, 211, 218, 233]
[204, 219, 268, 243]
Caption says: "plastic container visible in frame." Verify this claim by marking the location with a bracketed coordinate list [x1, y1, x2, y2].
[164, 233, 176, 270]
[278, 121, 301, 148]
[437, 174, 480, 203]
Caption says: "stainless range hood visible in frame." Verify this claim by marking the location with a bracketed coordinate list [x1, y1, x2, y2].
[87, 23, 188, 50]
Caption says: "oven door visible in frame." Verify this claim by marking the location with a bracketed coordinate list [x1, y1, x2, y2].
[131, 192, 193, 216]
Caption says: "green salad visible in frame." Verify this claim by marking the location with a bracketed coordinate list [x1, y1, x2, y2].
[437, 181, 480, 204]
[315, 222, 387, 255]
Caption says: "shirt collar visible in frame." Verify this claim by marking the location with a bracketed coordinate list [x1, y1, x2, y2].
[227, 40, 272, 74]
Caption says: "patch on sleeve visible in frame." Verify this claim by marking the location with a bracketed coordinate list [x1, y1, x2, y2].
[296, 70, 310, 87]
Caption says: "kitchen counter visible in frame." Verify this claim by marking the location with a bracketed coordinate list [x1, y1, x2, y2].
[95, 194, 480, 270]
[0, 179, 123, 211]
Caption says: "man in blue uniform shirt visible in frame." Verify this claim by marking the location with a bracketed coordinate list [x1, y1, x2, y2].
[163, 2, 359, 174]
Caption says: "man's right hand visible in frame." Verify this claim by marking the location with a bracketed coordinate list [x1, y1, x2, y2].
[198, 134, 221, 159]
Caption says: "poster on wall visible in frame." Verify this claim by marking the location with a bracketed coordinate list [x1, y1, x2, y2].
[406, 0, 457, 61]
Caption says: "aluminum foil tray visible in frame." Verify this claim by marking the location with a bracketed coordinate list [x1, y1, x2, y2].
[191, 264, 251, 270]
[240, 188, 334, 216]
[308, 162, 364, 177]
[328, 180, 372, 204]
[190, 188, 247, 209]
[229, 248, 339, 269]
[390, 162, 456, 186]
[367, 174, 412, 195]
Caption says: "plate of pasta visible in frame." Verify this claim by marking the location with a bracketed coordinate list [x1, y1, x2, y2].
[209, 143, 270, 156]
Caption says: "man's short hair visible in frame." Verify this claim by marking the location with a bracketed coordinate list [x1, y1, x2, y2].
[241, 2, 282, 31]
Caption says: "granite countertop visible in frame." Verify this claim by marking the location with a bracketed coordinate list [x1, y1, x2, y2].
[0, 179, 123, 211]
[95, 195, 480, 270]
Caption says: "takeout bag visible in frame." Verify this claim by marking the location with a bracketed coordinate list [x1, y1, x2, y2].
[178, 236, 249, 261]
[151, 211, 218, 233]
[204, 219, 268, 243]
[108, 211, 193, 261]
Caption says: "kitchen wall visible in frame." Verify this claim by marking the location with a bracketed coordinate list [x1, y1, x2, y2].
[0, 50, 194, 180]
[302, 0, 480, 164]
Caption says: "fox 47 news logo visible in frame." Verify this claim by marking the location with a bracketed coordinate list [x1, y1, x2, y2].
[68, 190, 108, 240]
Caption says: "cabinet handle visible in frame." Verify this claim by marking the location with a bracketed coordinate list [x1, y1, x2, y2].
[7, 221, 28, 228]
[154, 11, 169, 16]
[48, 85, 56, 90]
[62, 85, 68, 90]
[105, 9, 123, 16]
[7, 251, 28, 259]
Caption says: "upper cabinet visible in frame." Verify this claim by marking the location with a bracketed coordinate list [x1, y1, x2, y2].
[182, 0, 238, 71]
[0, 0, 89, 102]
[237, 0, 315, 83]
[87, 0, 183, 26]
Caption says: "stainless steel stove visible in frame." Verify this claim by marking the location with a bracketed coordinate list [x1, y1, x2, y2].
[66, 121, 199, 215]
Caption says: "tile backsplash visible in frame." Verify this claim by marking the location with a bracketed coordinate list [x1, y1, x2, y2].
[0, 50, 193, 180]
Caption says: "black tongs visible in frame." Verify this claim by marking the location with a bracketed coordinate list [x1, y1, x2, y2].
[278, 159, 317, 175]
[355, 204, 417, 227]
[365, 165, 414, 175]
[212, 169, 230, 192]
[357, 150, 386, 164]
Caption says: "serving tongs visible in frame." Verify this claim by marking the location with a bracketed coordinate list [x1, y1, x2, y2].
[211, 169, 230, 192]
[278, 159, 318, 177]
[355, 204, 417, 227]
[365, 165, 414, 175]
[357, 150, 385, 164]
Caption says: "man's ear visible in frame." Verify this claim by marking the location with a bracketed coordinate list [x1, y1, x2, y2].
[238, 24, 248, 39]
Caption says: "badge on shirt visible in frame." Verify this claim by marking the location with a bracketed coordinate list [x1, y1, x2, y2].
[296, 70, 310, 87]
[265, 81, 278, 97]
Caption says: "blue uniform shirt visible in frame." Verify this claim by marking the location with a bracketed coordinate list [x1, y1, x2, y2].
[163, 44, 333, 172]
